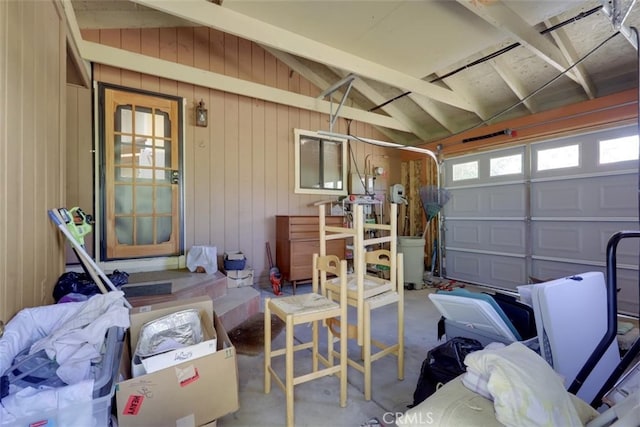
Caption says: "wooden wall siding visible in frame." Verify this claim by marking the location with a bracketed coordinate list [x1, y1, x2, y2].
[77, 27, 400, 281]
[65, 85, 94, 262]
[1, 0, 67, 321]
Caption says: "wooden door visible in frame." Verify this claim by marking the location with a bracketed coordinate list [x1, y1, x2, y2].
[102, 87, 182, 259]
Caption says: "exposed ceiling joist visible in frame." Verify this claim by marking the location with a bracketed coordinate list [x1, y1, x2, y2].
[131, 0, 476, 112]
[489, 56, 537, 113]
[80, 41, 411, 132]
[330, 69, 434, 141]
[545, 16, 596, 99]
[457, 0, 583, 86]
[407, 94, 458, 134]
[263, 48, 418, 144]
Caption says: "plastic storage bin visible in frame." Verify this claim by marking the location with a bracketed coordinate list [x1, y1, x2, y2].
[223, 251, 246, 270]
[1, 326, 125, 427]
[398, 236, 425, 289]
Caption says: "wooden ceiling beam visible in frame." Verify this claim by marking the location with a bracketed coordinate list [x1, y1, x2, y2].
[131, 0, 476, 112]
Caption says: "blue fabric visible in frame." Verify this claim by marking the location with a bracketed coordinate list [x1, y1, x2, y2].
[436, 288, 522, 341]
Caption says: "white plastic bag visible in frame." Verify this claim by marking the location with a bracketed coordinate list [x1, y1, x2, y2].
[186, 246, 218, 274]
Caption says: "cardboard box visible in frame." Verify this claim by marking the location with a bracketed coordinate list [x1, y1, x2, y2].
[140, 310, 218, 374]
[116, 297, 239, 427]
[226, 268, 254, 288]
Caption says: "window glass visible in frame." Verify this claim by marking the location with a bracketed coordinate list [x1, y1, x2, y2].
[599, 135, 639, 164]
[452, 161, 478, 181]
[490, 154, 522, 176]
[295, 129, 347, 195]
[537, 144, 579, 171]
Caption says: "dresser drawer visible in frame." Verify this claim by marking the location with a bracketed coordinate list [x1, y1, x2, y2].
[276, 214, 346, 285]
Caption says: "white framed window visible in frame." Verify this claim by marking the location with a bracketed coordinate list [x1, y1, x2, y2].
[452, 160, 479, 181]
[537, 144, 579, 171]
[490, 153, 522, 177]
[294, 129, 347, 196]
[599, 135, 639, 164]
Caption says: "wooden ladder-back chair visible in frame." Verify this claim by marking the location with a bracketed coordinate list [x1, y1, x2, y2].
[319, 203, 405, 400]
[264, 254, 349, 427]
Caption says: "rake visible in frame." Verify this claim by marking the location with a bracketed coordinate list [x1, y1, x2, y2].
[419, 186, 451, 277]
[419, 185, 451, 231]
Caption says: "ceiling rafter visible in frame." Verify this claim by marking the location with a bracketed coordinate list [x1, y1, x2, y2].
[545, 16, 596, 99]
[328, 69, 434, 141]
[434, 72, 491, 122]
[407, 94, 459, 134]
[489, 56, 537, 114]
[264, 47, 417, 144]
[456, 0, 583, 86]
[131, 0, 476, 113]
[80, 41, 411, 132]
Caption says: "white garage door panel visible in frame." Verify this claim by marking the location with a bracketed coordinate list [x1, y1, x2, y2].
[443, 125, 638, 316]
[616, 268, 640, 316]
[531, 260, 638, 316]
[446, 185, 526, 218]
[531, 259, 598, 283]
[532, 221, 639, 264]
[448, 220, 526, 253]
[447, 251, 527, 289]
[532, 175, 637, 218]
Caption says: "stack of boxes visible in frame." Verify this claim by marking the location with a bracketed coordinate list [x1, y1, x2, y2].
[223, 251, 254, 288]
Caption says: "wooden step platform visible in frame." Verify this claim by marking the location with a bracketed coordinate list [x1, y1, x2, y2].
[123, 268, 260, 331]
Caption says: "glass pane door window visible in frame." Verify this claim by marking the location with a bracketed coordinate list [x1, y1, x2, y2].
[102, 86, 182, 259]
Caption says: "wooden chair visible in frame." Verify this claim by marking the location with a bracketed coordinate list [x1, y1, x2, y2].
[264, 254, 348, 427]
[318, 202, 405, 401]
[325, 250, 405, 401]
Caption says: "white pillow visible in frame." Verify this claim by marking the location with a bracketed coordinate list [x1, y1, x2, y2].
[464, 342, 583, 427]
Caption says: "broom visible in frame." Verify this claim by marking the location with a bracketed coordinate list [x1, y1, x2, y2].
[419, 185, 451, 278]
[419, 185, 451, 237]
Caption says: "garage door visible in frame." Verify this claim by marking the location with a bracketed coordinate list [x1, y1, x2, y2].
[443, 125, 639, 316]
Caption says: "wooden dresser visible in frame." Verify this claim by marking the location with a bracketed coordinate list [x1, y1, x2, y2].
[276, 215, 345, 293]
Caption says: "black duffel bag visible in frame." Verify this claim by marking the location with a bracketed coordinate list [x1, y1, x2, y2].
[410, 336, 484, 408]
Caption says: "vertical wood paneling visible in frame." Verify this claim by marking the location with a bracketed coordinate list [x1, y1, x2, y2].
[191, 28, 211, 246]
[159, 28, 177, 95]
[23, 2, 38, 307]
[100, 30, 121, 83]
[210, 89, 226, 248]
[237, 39, 253, 262]
[121, 29, 141, 88]
[263, 52, 278, 255]
[276, 59, 289, 215]
[1, 0, 65, 321]
[4, 1, 24, 316]
[67, 28, 398, 285]
[140, 28, 160, 91]
[251, 44, 266, 268]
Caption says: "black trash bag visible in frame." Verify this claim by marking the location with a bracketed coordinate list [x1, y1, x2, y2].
[410, 337, 484, 408]
[53, 269, 129, 302]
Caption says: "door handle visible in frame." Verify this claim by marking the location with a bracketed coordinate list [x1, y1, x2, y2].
[171, 170, 180, 184]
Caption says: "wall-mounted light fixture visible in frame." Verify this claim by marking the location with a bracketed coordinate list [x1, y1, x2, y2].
[196, 99, 208, 127]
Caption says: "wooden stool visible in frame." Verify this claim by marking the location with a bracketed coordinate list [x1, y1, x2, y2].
[264, 254, 348, 427]
[326, 251, 405, 400]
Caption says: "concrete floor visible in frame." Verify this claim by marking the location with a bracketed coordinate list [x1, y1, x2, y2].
[217, 281, 444, 427]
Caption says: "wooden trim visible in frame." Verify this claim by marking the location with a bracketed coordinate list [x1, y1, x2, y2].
[404, 89, 638, 159]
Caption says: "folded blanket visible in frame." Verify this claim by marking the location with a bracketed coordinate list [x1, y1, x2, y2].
[463, 342, 583, 427]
